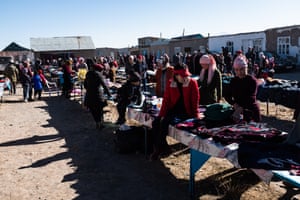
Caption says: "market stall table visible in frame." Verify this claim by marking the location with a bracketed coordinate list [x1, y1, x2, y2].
[127, 107, 299, 199]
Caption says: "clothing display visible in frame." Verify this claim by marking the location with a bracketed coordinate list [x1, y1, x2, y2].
[238, 142, 300, 170]
[257, 79, 300, 110]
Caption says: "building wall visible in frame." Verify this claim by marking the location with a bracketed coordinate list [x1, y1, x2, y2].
[149, 44, 170, 59]
[96, 48, 120, 58]
[266, 25, 300, 58]
[138, 37, 161, 48]
[209, 32, 266, 54]
[169, 38, 207, 60]
[34, 49, 96, 61]
[0, 51, 34, 62]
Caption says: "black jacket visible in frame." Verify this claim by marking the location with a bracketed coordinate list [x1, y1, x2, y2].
[84, 70, 111, 107]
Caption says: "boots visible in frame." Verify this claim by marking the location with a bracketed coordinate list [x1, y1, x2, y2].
[150, 146, 161, 161]
[150, 145, 171, 161]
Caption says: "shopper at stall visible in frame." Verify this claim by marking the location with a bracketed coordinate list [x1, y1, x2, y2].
[198, 54, 222, 105]
[150, 63, 200, 160]
[84, 59, 111, 129]
[155, 54, 174, 97]
[62, 60, 75, 98]
[20, 62, 33, 102]
[115, 70, 141, 124]
[224, 54, 261, 122]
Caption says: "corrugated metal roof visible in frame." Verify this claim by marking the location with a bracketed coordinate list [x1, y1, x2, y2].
[30, 36, 95, 52]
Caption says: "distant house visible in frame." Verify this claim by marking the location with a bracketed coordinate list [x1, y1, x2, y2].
[0, 42, 34, 62]
[149, 38, 170, 59]
[136, 34, 207, 63]
[30, 36, 96, 61]
[169, 34, 207, 58]
[137, 36, 165, 58]
[265, 25, 300, 63]
[135, 25, 300, 65]
[208, 31, 266, 55]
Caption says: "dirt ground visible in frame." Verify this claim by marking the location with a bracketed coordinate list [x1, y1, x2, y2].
[0, 85, 299, 200]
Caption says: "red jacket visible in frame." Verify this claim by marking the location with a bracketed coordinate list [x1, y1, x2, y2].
[159, 77, 200, 118]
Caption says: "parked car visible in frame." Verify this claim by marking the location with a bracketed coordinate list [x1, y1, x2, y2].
[273, 55, 297, 72]
[257, 51, 296, 72]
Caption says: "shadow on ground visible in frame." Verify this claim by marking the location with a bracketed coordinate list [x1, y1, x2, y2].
[28, 96, 193, 200]
[3, 95, 296, 199]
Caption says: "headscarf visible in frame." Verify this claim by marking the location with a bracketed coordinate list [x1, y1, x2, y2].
[199, 54, 217, 84]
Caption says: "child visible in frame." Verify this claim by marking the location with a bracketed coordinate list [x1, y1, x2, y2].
[32, 71, 43, 100]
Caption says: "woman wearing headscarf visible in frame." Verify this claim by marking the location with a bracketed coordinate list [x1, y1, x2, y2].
[84, 59, 111, 129]
[198, 54, 222, 105]
[155, 54, 174, 97]
[224, 54, 261, 122]
[150, 63, 200, 160]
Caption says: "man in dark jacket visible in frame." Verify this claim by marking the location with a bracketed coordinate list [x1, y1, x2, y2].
[116, 70, 141, 124]
[84, 59, 111, 129]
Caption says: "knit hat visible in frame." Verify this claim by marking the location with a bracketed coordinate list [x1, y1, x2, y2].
[233, 55, 248, 68]
[94, 63, 104, 71]
[112, 60, 118, 67]
[137, 55, 143, 60]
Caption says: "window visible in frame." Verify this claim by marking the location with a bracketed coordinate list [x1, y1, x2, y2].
[277, 36, 290, 56]
[174, 47, 181, 54]
[253, 39, 263, 53]
[199, 46, 206, 53]
[226, 41, 233, 54]
[184, 47, 191, 54]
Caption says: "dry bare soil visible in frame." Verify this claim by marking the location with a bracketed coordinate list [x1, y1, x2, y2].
[0, 86, 299, 200]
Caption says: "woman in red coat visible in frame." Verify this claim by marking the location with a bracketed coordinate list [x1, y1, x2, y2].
[151, 63, 200, 160]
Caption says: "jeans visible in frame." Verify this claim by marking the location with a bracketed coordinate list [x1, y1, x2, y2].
[23, 83, 30, 101]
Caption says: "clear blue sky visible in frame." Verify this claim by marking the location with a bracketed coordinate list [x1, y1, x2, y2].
[1, 0, 299, 50]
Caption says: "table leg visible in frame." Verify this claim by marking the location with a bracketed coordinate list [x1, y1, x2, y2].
[189, 149, 210, 199]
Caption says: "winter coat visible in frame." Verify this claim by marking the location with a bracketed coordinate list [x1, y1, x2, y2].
[4, 63, 19, 82]
[159, 77, 200, 119]
[84, 70, 111, 108]
[32, 74, 43, 91]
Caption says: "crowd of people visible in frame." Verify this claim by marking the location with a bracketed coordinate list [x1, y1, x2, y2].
[2, 49, 298, 161]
